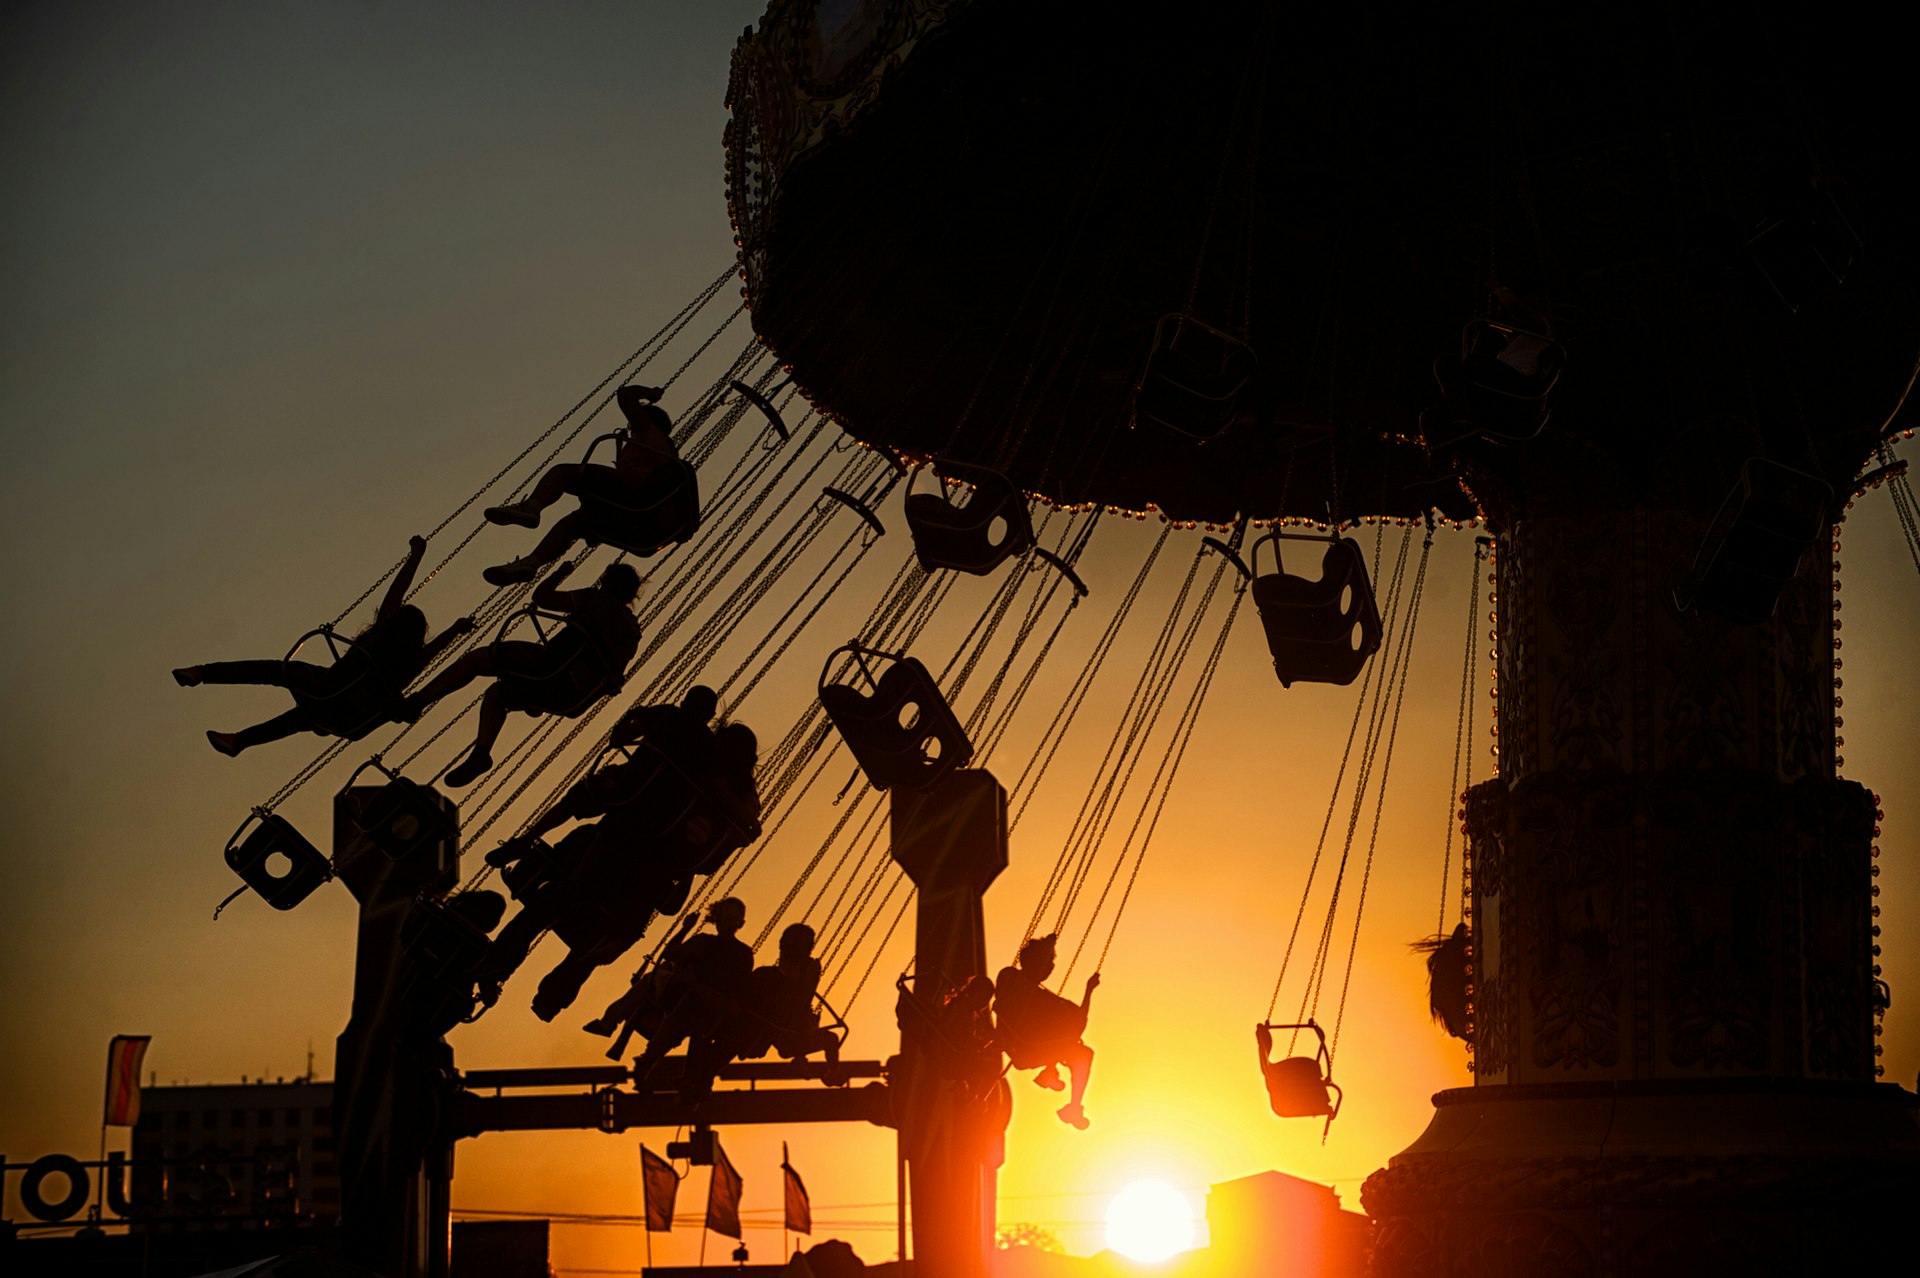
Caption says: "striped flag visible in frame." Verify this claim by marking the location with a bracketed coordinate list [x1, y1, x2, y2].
[782, 1143, 811, 1235]
[103, 1036, 151, 1127]
[705, 1139, 743, 1239]
[641, 1146, 678, 1232]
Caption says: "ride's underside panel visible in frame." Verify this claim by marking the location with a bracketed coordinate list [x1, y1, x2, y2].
[731, 2, 1920, 525]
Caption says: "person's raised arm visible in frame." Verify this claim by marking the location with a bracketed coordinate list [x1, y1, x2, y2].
[419, 616, 476, 665]
[531, 560, 582, 612]
[379, 535, 430, 619]
[1079, 971, 1101, 1013]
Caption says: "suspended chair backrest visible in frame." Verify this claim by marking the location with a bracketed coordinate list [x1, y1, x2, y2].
[397, 895, 493, 1033]
[572, 442, 702, 555]
[492, 607, 625, 718]
[818, 644, 974, 792]
[1459, 320, 1565, 402]
[336, 759, 458, 866]
[594, 738, 757, 875]
[1248, 533, 1383, 687]
[282, 627, 397, 740]
[1133, 312, 1257, 439]
[224, 812, 332, 911]
[1685, 457, 1831, 624]
[903, 460, 1035, 575]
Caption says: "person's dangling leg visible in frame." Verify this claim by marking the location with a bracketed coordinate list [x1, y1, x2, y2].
[209, 706, 320, 756]
[1056, 1042, 1093, 1129]
[483, 511, 589, 586]
[181, 658, 326, 690]
[531, 948, 600, 1022]
[445, 685, 511, 787]
[404, 649, 501, 719]
[485, 464, 583, 528]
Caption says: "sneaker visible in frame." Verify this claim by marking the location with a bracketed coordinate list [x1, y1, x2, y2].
[1035, 1064, 1065, 1091]
[444, 752, 494, 787]
[173, 666, 203, 688]
[396, 693, 430, 724]
[484, 502, 540, 529]
[582, 1015, 615, 1037]
[483, 558, 540, 587]
[207, 731, 242, 757]
[1056, 1102, 1089, 1130]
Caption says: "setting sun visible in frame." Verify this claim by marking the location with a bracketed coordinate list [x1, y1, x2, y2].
[1104, 1179, 1199, 1262]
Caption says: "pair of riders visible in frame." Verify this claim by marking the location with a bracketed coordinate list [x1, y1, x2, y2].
[177, 384, 686, 780]
[476, 686, 762, 1021]
[585, 901, 845, 1101]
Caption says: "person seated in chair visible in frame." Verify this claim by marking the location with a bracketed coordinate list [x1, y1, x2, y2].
[176, 535, 473, 756]
[405, 561, 643, 787]
[1412, 923, 1471, 1040]
[684, 923, 846, 1100]
[483, 385, 687, 585]
[588, 897, 756, 1079]
[484, 685, 721, 875]
[993, 935, 1099, 1129]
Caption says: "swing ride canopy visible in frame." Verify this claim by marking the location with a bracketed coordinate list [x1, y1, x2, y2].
[727, 1, 1920, 526]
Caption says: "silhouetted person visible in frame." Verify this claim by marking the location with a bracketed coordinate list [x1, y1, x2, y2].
[1412, 923, 1471, 1040]
[484, 685, 721, 872]
[405, 561, 643, 787]
[175, 535, 472, 755]
[589, 897, 754, 1073]
[993, 935, 1098, 1129]
[482, 385, 688, 585]
[686, 923, 846, 1099]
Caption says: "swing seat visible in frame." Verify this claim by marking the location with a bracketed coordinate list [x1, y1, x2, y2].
[1265, 1055, 1341, 1118]
[1746, 181, 1862, 313]
[398, 895, 494, 1033]
[574, 458, 702, 557]
[494, 610, 625, 719]
[283, 631, 400, 741]
[818, 646, 974, 792]
[1133, 312, 1256, 439]
[589, 743, 759, 876]
[1680, 458, 1831, 624]
[903, 460, 1035, 575]
[225, 813, 332, 911]
[1433, 321, 1565, 442]
[338, 766, 458, 866]
[1249, 534, 1383, 687]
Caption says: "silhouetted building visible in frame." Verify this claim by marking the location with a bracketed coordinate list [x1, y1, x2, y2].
[1205, 1172, 1367, 1277]
[128, 1078, 338, 1229]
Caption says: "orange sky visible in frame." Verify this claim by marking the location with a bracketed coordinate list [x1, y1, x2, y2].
[2, 5, 1915, 1271]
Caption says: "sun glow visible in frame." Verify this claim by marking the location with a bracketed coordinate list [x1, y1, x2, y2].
[1104, 1179, 1198, 1262]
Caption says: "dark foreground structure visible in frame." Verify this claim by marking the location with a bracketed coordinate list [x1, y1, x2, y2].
[725, 2, 1920, 1273]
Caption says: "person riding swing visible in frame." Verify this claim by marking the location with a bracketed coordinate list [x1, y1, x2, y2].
[175, 534, 473, 755]
[481, 384, 696, 585]
[403, 560, 643, 787]
[993, 934, 1099, 1130]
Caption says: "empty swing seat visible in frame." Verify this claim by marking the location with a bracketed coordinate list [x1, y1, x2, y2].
[336, 759, 458, 866]
[903, 460, 1035, 575]
[398, 895, 495, 1033]
[818, 647, 974, 792]
[225, 812, 332, 911]
[1434, 320, 1565, 441]
[1133, 312, 1256, 439]
[574, 459, 702, 557]
[1259, 1021, 1344, 1135]
[1682, 458, 1831, 624]
[1250, 534, 1383, 687]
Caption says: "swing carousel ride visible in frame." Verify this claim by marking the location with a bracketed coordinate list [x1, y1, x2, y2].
[174, 3, 1917, 1276]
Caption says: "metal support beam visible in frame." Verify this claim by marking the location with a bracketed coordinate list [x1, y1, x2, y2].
[457, 1082, 894, 1137]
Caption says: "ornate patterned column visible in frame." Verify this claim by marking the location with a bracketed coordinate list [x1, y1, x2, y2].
[1364, 508, 1919, 1277]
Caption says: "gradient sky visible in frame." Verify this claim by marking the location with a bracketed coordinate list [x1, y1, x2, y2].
[3, 4, 1916, 1270]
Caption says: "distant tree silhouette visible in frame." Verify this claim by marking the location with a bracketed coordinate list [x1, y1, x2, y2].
[995, 1222, 1061, 1252]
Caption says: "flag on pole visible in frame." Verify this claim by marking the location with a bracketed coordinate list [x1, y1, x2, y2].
[103, 1036, 151, 1127]
[782, 1142, 812, 1235]
[641, 1145, 678, 1232]
[705, 1138, 743, 1239]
